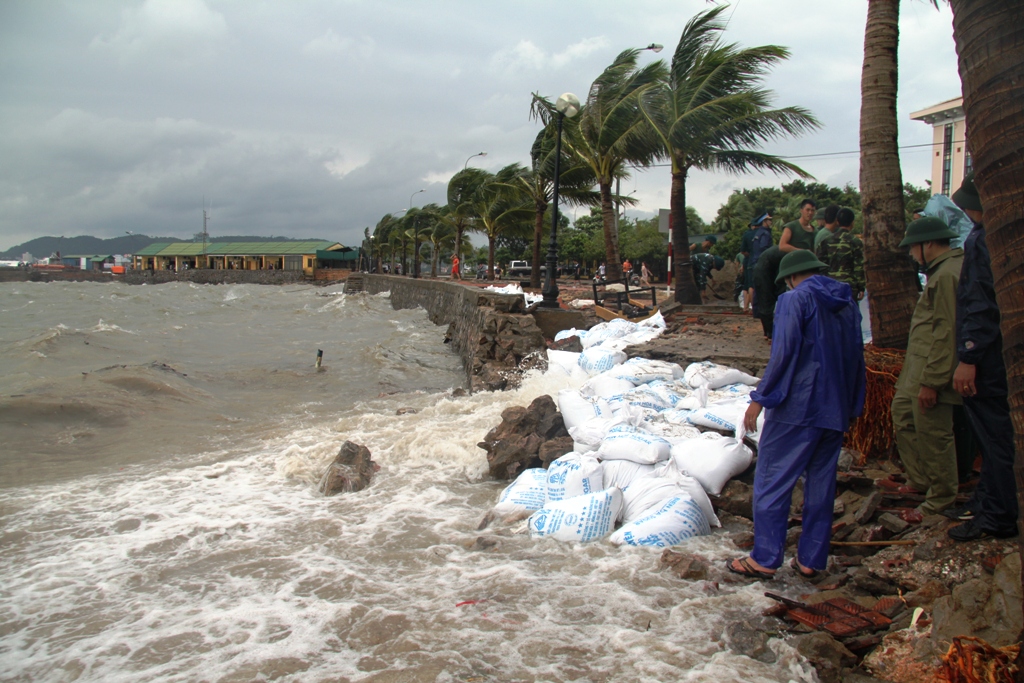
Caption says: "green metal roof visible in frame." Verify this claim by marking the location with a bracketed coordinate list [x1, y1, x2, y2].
[135, 241, 343, 257]
[316, 249, 358, 261]
[64, 254, 114, 259]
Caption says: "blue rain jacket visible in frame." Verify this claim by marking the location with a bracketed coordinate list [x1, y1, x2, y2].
[751, 275, 866, 431]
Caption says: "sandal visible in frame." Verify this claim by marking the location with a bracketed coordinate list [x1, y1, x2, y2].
[726, 556, 776, 580]
[790, 557, 819, 578]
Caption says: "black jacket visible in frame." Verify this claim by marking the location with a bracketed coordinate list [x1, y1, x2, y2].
[956, 223, 1007, 396]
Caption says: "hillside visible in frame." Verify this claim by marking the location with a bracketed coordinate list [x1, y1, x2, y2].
[1, 235, 330, 261]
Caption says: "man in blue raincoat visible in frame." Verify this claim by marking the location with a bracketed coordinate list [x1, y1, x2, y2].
[728, 250, 866, 579]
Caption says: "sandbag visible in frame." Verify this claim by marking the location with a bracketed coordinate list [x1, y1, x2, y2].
[554, 328, 586, 343]
[580, 373, 635, 399]
[686, 396, 750, 433]
[479, 468, 548, 528]
[600, 459, 656, 492]
[557, 389, 612, 431]
[684, 361, 759, 390]
[652, 463, 720, 527]
[619, 472, 689, 523]
[580, 319, 638, 349]
[547, 349, 582, 375]
[545, 453, 604, 503]
[528, 487, 623, 542]
[569, 416, 614, 454]
[608, 358, 683, 386]
[670, 432, 754, 496]
[608, 495, 711, 547]
[597, 424, 671, 465]
[578, 347, 627, 375]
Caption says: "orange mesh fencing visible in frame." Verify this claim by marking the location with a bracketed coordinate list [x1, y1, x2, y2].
[845, 345, 905, 463]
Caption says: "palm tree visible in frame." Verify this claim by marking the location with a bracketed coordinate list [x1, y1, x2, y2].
[639, 6, 819, 304]
[443, 168, 488, 264]
[859, 0, 920, 348]
[566, 49, 667, 283]
[468, 165, 534, 281]
[518, 112, 600, 288]
[426, 215, 456, 278]
[373, 213, 401, 273]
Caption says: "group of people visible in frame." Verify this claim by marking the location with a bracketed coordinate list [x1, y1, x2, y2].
[727, 172, 1015, 581]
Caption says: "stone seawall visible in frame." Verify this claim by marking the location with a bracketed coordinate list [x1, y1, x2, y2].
[0, 268, 117, 284]
[359, 274, 546, 392]
[123, 270, 308, 286]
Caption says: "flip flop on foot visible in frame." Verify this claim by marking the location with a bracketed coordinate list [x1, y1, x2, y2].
[726, 556, 776, 580]
[790, 557, 819, 578]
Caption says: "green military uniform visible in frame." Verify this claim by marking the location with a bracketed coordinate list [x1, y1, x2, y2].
[692, 252, 714, 291]
[891, 239, 964, 514]
[817, 227, 865, 297]
[813, 226, 834, 251]
[783, 219, 817, 251]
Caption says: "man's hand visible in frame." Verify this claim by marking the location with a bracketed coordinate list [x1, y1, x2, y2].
[918, 385, 938, 411]
[744, 401, 763, 434]
[953, 362, 977, 397]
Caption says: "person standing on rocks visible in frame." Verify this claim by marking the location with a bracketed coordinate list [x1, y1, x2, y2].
[728, 250, 865, 579]
[945, 174, 1018, 541]
[889, 217, 964, 516]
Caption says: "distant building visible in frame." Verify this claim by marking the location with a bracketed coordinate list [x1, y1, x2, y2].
[910, 97, 971, 197]
[132, 241, 349, 275]
[62, 254, 115, 271]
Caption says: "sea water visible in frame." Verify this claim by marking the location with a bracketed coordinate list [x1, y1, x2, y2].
[0, 281, 816, 682]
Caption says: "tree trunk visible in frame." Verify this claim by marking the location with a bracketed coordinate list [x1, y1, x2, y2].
[401, 239, 408, 275]
[671, 168, 701, 305]
[600, 182, 622, 282]
[531, 197, 546, 289]
[487, 235, 495, 281]
[430, 246, 438, 278]
[412, 230, 421, 278]
[859, 0, 918, 349]
[948, 3, 1024, 675]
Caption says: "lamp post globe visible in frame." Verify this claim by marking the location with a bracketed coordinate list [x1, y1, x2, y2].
[540, 92, 580, 308]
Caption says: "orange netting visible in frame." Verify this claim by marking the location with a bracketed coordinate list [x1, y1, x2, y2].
[938, 636, 1020, 683]
[845, 345, 905, 463]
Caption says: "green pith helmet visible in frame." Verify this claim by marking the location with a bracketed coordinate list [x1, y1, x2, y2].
[775, 249, 828, 283]
[898, 216, 959, 247]
[952, 172, 982, 212]
[814, 207, 827, 221]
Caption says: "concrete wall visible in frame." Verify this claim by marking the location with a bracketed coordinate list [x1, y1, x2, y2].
[360, 275, 546, 392]
[0, 268, 115, 283]
[123, 269, 308, 286]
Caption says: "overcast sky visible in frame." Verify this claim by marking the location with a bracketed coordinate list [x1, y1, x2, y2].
[0, 0, 960, 251]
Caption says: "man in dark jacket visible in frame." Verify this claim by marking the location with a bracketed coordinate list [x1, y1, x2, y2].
[728, 250, 866, 578]
[946, 174, 1018, 540]
[752, 245, 786, 340]
[741, 213, 774, 313]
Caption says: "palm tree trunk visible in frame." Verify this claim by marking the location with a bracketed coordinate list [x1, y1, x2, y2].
[430, 246, 438, 278]
[413, 231, 421, 278]
[859, 0, 918, 349]
[600, 182, 622, 282]
[531, 197, 546, 289]
[487, 235, 496, 281]
[671, 168, 701, 305]
[948, 3, 1024, 671]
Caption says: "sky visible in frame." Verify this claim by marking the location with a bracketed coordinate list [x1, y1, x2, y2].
[0, 0, 961, 251]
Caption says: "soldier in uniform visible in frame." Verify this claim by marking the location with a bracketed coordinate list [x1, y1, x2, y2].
[741, 213, 774, 313]
[890, 217, 964, 516]
[691, 253, 724, 303]
[780, 199, 817, 252]
[817, 207, 865, 299]
[946, 174, 1018, 540]
[752, 245, 786, 340]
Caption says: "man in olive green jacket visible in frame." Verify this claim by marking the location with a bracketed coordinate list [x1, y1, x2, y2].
[891, 217, 964, 515]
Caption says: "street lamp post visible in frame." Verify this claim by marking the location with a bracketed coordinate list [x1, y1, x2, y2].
[540, 92, 581, 309]
[409, 189, 425, 278]
[464, 151, 487, 169]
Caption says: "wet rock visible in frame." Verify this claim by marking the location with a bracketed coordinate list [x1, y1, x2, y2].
[478, 395, 569, 479]
[849, 567, 899, 596]
[660, 550, 710, 580]
[788, 632, 856, 683]
[862, 627, 938, 683]
[537, 436, 574, 469]
[450, 387, 468, 398]
[549, 335, 583, 353]
[318, 441, 378, 495]
[723, 618, 777, 663]
[785, 526, 801, 549]
[466, 536, 501, 552]
[854, 491, 883, 525]
[877, 512, 909, 535]
[711, 480, 753, 520]
[904, 579, 950, 608]
[395, 407, 418, 415]
[931, 551, 1022, 648]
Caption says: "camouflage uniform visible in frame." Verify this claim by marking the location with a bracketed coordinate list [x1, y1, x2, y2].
[692, 253, 714, 291]
[817, 227, 865, 298]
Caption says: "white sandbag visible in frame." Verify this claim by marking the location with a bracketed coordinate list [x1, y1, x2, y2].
[569, 416, 614, 454]
[545, 453, 604, 503]
[600, 459, 656, 492]
[580, 319, 638, 349]
[547, 349, 582, 374]
[708, 383, 755, 401]
[643, 421, 703, 445]
[684, 361, 760, 390]
[493, 468, 548, 514]
[580, 373, 636, 399]
[670, 432, 754, 496]
[610, 358, 684, 386]
[578, 347, 627, 375]
[621, 386, 672, 413]
[557, 390, 612, 431]
[597, 424, 671, 465]
[617, 327, 664, 347]
[554, 328, 585, 342]
[686, 396, 764, 435]
[608, 495, 711, 547]
[652, 463, 720, 527]
[637, 311, 667, 328]
[528, 488, 623, 542]
[620, 472, 689, 523]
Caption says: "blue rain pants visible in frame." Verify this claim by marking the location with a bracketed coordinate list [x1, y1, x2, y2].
[751, 420, 844, 571]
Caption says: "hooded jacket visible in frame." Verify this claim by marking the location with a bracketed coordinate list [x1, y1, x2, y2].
[750, 275, 866, 431]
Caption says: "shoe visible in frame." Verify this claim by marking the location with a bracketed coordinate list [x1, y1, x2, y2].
[948, 519, 1019, 542]
[726, 556, 776, 580]
[790, 557, 819, 579]
[941, 504, 975, 521]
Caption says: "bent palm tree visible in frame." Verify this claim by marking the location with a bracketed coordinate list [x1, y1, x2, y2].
[567, 49, 667, 283]
[469, 165, 534, 281]
[426, 215, 456, 278]
[443, 168, 488, 264]
[640, 5, 819, 304]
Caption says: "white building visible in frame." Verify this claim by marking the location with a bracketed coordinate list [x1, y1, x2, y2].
[910, 97, 972, 197]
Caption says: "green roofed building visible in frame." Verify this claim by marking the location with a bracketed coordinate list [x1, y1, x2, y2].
[132, 241, 349, 275]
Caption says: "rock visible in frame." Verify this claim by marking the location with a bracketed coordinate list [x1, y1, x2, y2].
[478, 395, 569, 479]
[660, 550, 710, 580]
[450, 387, 468, 397]
[711, 480, 753, 520]
[788, 632, 857, 683]
[862, 627, 939, 683]
[833, 500, 845, 516]
[837, 448, 858, 472]
[537, 436, 574, 469]
[723, 618, 777, 663]
[849, 567, 899, 596]
[931, 579, 992, 646]
[854, 490, 883, 525]
[912, 536, 941, 562]
[877, 512, 910, 535]
[550, 335, 583, 353]
[931, 551, 1023, 648]
[395, 407, 418, 415]
[786, 526, 801, 549]
[904, 579, 950, 608]
[318, 441, 378, 495]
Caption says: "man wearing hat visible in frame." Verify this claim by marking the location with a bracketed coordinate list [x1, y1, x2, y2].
[891, 217, 964, 516]
[945, 173, 1018, 540]
[728, 250, 865, 579]
[692, 253, 725, 303]
[741, 213, 774, 313]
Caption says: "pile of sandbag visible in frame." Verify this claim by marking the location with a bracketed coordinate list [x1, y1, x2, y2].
[484, 353, 767, 548]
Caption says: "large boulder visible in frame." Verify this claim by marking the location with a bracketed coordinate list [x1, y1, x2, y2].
[318, 441, 378, 495]
[478, 395, 569, 479]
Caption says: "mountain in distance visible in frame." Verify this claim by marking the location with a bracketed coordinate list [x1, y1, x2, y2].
[1, 234, 330, 261]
